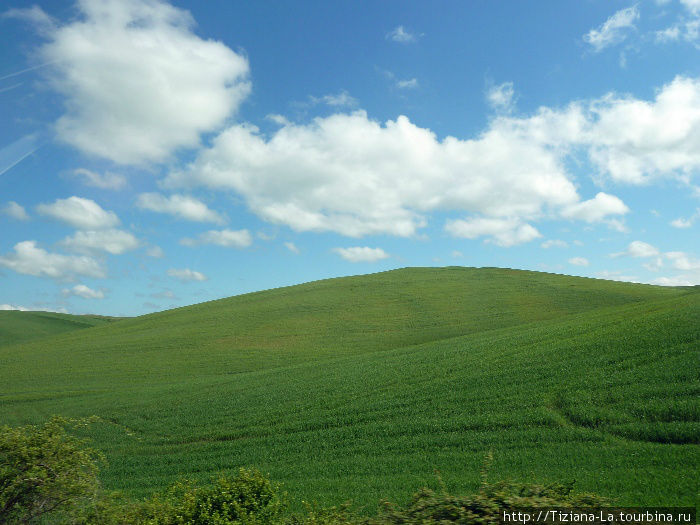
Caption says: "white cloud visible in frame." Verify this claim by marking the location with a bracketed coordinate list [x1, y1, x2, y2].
[569, 257, 590, 267]
[445, 217, 541, 247]
[62, 284, 104, 299]
[585, 76, 700, 184]
[136, 193, 224, 224]
[180, 228, 252, 248]
[671, 217, 692, 228]
[541, 239, 568, 249]
[655, 25, 682, 42]
[596, 270, 639, 282]
[612, 240, 660, 258]
[486, 82, 515, 113]
[146, 245, 164, 258]
[643, 257, 664, 272]
[0, 304, 30, 311]
[665, 251, 700, 270]
[681, 0, 700, 14]
[60, 229, 140, 254]
[670, 208, 699, 228]
[333, 246, 390, 262]
[3, 5, 55, 35]
[166, 111, 582, 237]
[30, 0, 249, 165]
[651, 252, 700, 285]
[584, 6, 639, 51]
[651, 275, 696, 286]
[0, 241, 105, 280]
[167, 267, 207, 281]
[396, 78, 418, 89]
[561, 192, 629, 223]
[164, 76, 700, 238]
[2, 201, 29, 220]
[284, 241, 300, 254]
[71, 168, 127, 190]
[37, 196, 119, 229]
[386, 25, 416, 43]
[310, 91, 358, 107]
[658, 19, 700, 44]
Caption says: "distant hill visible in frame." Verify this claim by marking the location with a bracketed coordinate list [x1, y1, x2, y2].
[0, 310, 121, 348]
[0, 267, 697, 512]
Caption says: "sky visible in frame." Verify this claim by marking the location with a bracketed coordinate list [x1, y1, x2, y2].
[1, 0, 699, 316]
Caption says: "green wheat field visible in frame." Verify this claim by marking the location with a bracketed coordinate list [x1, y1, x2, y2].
[0, 267, 698, 512]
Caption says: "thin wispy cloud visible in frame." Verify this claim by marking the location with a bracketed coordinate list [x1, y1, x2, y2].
[584, 5, 640, 51]
[0, 135, 40, 177]
[386, 25, 418, 43]
[333, 246, 389, 262]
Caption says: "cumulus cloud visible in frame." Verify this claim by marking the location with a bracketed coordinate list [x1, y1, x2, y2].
[37, 196, 119, 229]
[569, 257, 590, 267]
[585, 76, 700, 183]
[671, 217, 692, 228]
[0, 241, 105, 280]
[561, 192, 629, 222]
[167, 267, 207, 281]
[165, 111, 582, 237]
[445, 217, 541, 246]
[665, 251, 700, 270]
[60, 229, 140, 254]
[386, 25, 416, 43]
[62, 284, 104, 299]
[180, 228, 252, 248]
[333, 246, 390, 262]
[71, 168, 127, 190]
[612, 240, 660, 258]
[584, 6, 639, 51]
[136, 193, 224, 224]
[486, 82, 515, 113]
[28, 0, 249, 165]
[651, 251, 700, 285]
[2, 201, 29, 220]
[163, 76, 698, 239]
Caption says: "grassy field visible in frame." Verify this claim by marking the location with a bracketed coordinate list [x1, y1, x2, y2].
[0, 310, 120, 347]
[0, 267, 697, 512]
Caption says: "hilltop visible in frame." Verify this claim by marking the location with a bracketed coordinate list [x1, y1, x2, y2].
[0, 267, 697, 511]
[0, 310, 121, 348]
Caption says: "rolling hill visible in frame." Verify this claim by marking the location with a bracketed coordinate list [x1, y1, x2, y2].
[0, 267, 697, 512]
[0, 310, 121, 348]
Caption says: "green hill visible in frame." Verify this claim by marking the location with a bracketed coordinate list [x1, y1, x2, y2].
[0, 267, 697, 511]
[0, 310, 121, 348]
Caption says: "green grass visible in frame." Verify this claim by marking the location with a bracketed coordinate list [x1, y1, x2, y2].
[0, 310, 121, 348]
[0, 267, 697, 513]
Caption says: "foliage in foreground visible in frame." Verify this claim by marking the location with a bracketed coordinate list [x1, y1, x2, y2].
[0, 416, 104, 524]
[0, 418, 609, 524]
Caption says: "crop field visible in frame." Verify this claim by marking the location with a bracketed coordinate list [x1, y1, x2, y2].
[0, 267, 698, 512]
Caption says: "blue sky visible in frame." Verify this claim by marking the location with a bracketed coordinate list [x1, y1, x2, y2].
[1, 0, 699, 316]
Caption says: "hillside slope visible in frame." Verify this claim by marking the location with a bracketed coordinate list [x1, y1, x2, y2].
[0, 310, 120, 348]
[0, 268, 697, 510]
[0, 267, 688, 390]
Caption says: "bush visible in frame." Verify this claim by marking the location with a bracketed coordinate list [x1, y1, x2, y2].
[0, 417, 610, 524]
[372, 478, 607, 524]
[0, 416, 104, 524]
[140, 468, 286, 524]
